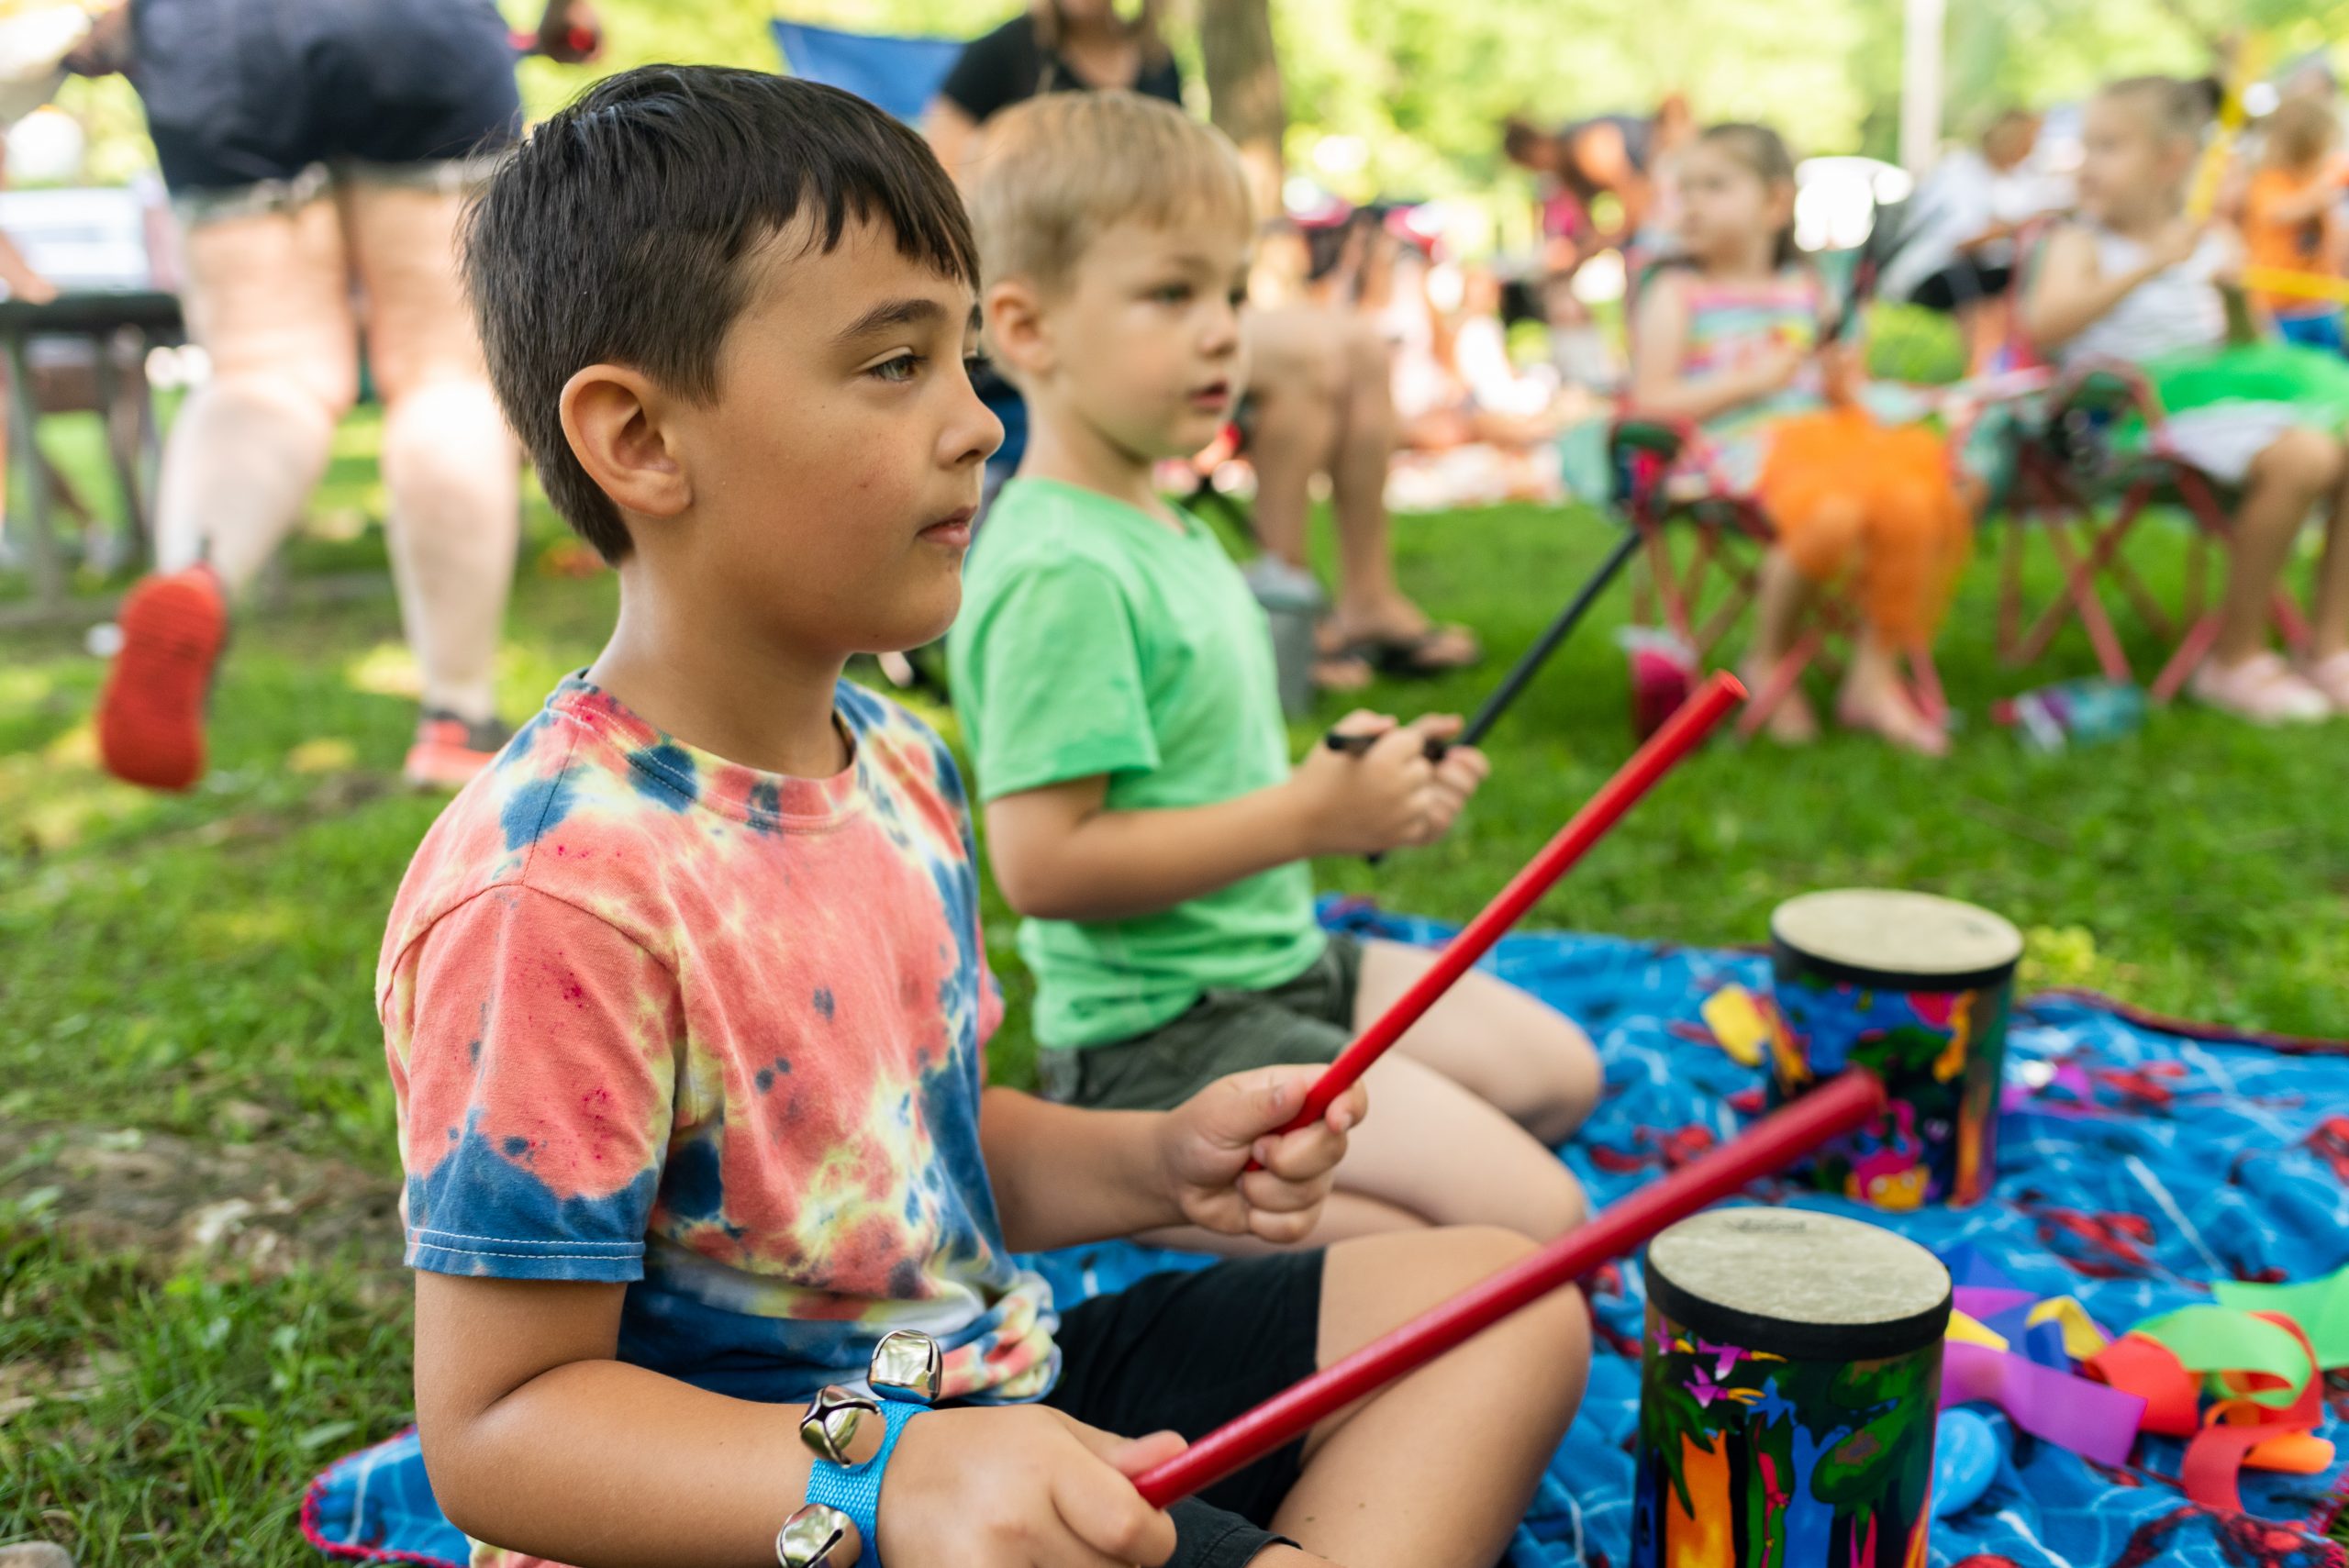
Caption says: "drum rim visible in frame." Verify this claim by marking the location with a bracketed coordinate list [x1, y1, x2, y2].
[1643, 1215, 1954, 1362]
[1771, 934, 2020, 995]
[1769, 890, 2023, 992]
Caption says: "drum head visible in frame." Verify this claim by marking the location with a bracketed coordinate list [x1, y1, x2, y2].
[1771, 889, 2022, 992]
[1645, 1207, 1953, 1360]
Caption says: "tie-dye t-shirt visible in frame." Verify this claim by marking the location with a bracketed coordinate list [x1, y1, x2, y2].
[379, 674, 1058, 1419]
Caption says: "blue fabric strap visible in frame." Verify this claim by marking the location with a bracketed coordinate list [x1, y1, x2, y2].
[802, 1399, 925, 1566]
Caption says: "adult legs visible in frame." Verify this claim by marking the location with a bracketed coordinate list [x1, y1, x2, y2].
[341, 180, 519, 727]
[1247, 307, 1476, 678]
[97, 199, 358, 789]
[153, 199, 360, 586]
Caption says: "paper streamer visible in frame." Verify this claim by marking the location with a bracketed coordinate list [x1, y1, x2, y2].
[2085, 1333, 2203, 1437]
[1699, 985, 1770, 1066]
[1938, 1244, 2021, 1294]
[1954, 1286, 2038, 1320]
[2212, 1262, 2349, 1370]
[1941, 1340, 2148, 1467]
[1948, 1311, 2010, 1351]
[2178, 1314, 2324, 1513]
[2130, 1306, 2316, 1409]
[2027, 1296, 2111, 1360]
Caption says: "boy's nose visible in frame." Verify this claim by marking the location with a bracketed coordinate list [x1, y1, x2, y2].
[1202, 303, 1243, 357]
[949, 380, 1005, 467]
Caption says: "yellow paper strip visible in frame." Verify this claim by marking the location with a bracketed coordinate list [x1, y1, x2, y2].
[1946, 1310, 2010, 1352]
[2028, 1296, 2111, 1360]
[1700, 986, 1769, 1067]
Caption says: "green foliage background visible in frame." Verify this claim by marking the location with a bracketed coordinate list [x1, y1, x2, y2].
[35, 0, 2349, 218]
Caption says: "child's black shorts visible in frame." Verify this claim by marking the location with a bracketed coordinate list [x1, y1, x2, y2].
[1043, 1250, 1324, 1568]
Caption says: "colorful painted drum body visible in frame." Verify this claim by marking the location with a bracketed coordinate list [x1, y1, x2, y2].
[1631, 1207, 1953, 1568]
[1765, 890, 2022, 1210]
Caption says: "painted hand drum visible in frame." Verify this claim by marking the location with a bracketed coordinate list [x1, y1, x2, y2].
[1765, 890, 2022, 1209]
[1632, 1207, 1953, 1568]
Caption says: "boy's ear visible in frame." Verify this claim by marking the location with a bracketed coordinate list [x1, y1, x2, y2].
[982, 276, 1055, 382]
[560, 364, 691, 522]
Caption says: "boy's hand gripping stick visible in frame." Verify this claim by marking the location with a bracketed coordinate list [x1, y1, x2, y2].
[1141, 1067, 1889, 1507]
[1270, 671, 1744, 1156]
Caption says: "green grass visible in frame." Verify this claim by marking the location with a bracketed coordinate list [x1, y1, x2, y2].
[6, 407, 2349, 1560]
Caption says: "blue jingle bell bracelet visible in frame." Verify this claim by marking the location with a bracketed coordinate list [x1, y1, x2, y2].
[775, 1329, 945, 1568]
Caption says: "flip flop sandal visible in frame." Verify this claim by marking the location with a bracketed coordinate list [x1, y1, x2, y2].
[1339, 625, 1482, 678]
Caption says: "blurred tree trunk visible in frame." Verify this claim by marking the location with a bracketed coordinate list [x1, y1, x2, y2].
[1197, 0, 1286, 222]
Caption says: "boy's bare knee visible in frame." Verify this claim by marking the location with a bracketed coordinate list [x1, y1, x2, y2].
[1535, 1167, 1589, 1236]
[1519, 1020, 1602, 1147]
[1415, 1222, 1542, 1280]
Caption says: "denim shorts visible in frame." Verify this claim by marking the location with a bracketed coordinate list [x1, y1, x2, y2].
[131, 0, 520, 217]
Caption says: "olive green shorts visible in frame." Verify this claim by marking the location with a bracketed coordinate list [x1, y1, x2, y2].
[1038, 935, 1365, 1111]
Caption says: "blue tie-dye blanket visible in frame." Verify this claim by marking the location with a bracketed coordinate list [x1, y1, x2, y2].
[307, 911, 2349, 1568]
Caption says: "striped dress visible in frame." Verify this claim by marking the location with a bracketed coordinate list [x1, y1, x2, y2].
[1672, 266, 1973, 644]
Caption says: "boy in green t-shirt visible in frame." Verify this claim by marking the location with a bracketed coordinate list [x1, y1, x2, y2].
[950, 92, 1598, 1246]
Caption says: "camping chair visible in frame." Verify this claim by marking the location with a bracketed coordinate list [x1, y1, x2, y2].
[1989, 229, 2306, 702]
[1601, 254, 1954, 740]
[770, 19, 964, 124]
[1998, 359, 2308, 702]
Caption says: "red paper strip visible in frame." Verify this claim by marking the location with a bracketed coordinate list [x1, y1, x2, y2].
[2178, 1314, 2325, 1515]
[2085, 1333, 2202, 1437]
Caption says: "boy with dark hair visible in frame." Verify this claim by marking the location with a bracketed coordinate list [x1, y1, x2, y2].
[386, 65, 1586, 1568]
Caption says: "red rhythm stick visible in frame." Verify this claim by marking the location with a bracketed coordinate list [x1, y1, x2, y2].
[1276, 671, 1745, 1140]
[1140, 1067, 1889, 1507]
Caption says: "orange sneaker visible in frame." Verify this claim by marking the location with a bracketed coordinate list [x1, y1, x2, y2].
[95, 565, 228, 791]
[404, 709, 510, 790]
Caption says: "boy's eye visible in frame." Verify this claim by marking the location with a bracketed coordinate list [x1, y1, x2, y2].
[1228, 286, 1250, 309]
[869, 352, 924, 384]
[1152, 283, 1194, 306]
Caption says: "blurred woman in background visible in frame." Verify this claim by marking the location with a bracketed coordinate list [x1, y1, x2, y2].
[84, 0, 595, 792]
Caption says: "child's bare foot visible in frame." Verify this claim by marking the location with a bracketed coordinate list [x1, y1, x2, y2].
[1740, 660, 1820, 744]
[2299, 650, 2349, 714]
[2190, 651, 2330, 725]
[1833, 673, 1949, 756]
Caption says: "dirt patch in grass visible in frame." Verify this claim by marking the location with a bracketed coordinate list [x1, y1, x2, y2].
[0, 1121, 402, 1298]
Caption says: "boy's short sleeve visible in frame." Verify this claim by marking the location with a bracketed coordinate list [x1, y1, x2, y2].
[388, 886, 681, 1284]
[962, 557, 1159, 801]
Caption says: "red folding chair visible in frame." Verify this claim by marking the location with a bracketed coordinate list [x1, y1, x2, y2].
[1607, 412, 1952, 739]
[1603, 250, 1960, 740]
[1991, 226, 2308, 701]
[1998, 360, 2308, 701]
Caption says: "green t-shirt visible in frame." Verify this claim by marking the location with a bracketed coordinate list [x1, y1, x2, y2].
[948, 477, 1324, 1049]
